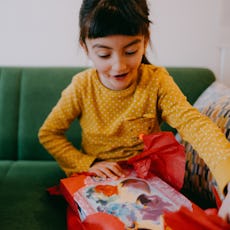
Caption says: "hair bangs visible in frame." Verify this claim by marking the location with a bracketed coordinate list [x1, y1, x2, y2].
[83, 0, 150, 39]
[87, 8, 144, 38]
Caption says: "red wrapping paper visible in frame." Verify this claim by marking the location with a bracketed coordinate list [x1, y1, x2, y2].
[127, 132, 185, 190]
[66, 206, 125, 230]
[164, 206, 230, 230]
[59, 174, 125, 230]
[47, 132, 230, 229]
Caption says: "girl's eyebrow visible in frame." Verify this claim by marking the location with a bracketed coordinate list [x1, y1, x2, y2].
[124, 39, 142, 48]
[92, 39, 142, 49]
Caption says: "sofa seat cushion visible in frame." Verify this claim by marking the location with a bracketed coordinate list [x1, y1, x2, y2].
[0, 161, 14, 182]
[0, 160, 66, 230]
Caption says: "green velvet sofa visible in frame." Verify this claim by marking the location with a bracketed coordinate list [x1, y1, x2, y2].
[0, 66, 215, 230]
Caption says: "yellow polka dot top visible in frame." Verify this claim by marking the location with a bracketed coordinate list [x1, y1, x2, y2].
[38, 64, 230, 192]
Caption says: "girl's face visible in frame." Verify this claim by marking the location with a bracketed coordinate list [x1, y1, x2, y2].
[83, 35, 147, 91]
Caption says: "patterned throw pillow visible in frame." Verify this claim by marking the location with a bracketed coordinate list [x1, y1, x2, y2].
[193, 81, 230, 111]
[182, 96, 230, 207]
[175, 81, 230, 143]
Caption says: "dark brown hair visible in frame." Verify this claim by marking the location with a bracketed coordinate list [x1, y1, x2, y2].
[79, 0, 152, 64]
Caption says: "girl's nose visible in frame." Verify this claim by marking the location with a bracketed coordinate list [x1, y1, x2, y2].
[112, 55, 127, 73]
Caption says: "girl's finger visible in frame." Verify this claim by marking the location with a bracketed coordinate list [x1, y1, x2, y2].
[107, 163, 125, 177]
[89, 168, 107, 178]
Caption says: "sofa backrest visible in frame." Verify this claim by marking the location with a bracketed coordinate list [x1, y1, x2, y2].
[0, 67, 86, 161]
[0, 67, 215, 161]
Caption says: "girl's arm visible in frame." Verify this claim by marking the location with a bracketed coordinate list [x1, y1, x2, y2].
[157, 68, 230, 194]
[38, 76, 96, 176]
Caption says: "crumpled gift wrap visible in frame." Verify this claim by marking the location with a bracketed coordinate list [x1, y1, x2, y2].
[163, 206, 230, 230]
[50, 132, 230, 230]
[127, 132, 185, 191]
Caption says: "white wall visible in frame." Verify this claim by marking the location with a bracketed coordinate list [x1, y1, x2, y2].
[0, 0, 230, 84]
[0, 0, 85, 66]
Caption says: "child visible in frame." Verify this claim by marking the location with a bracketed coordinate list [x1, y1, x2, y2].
[39, 0, 230, 222]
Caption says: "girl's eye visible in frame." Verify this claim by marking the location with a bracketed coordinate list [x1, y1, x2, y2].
[97, 53, 110, 59]
[125, 50, 137, 56]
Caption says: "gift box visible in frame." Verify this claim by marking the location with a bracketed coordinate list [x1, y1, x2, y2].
[60, 168, 194, 230]
[54, 132, 230, 229]
[59, 172, 230, 230]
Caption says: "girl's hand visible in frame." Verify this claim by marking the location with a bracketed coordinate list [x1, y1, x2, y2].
[218, 183, 230, 223]
[89, 161, 126, 180]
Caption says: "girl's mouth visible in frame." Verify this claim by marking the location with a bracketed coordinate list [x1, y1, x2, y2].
[113, 73, 128, 79]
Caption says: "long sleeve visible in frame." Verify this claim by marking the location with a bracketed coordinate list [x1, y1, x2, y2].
[38, 76, 96, 176]
[38, 65, 230, 192]
[156, 67, 230, 193]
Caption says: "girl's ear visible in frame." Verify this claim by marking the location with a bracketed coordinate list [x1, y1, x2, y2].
[81, 41, 88, 55]
[144, 37, 149, 51]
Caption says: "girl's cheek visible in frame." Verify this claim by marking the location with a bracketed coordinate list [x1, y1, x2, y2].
[96, 62, 111, 73]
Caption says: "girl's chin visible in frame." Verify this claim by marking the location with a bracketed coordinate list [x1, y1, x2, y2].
[99, 73, 133, 90]
[111, 75, 133, 89]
